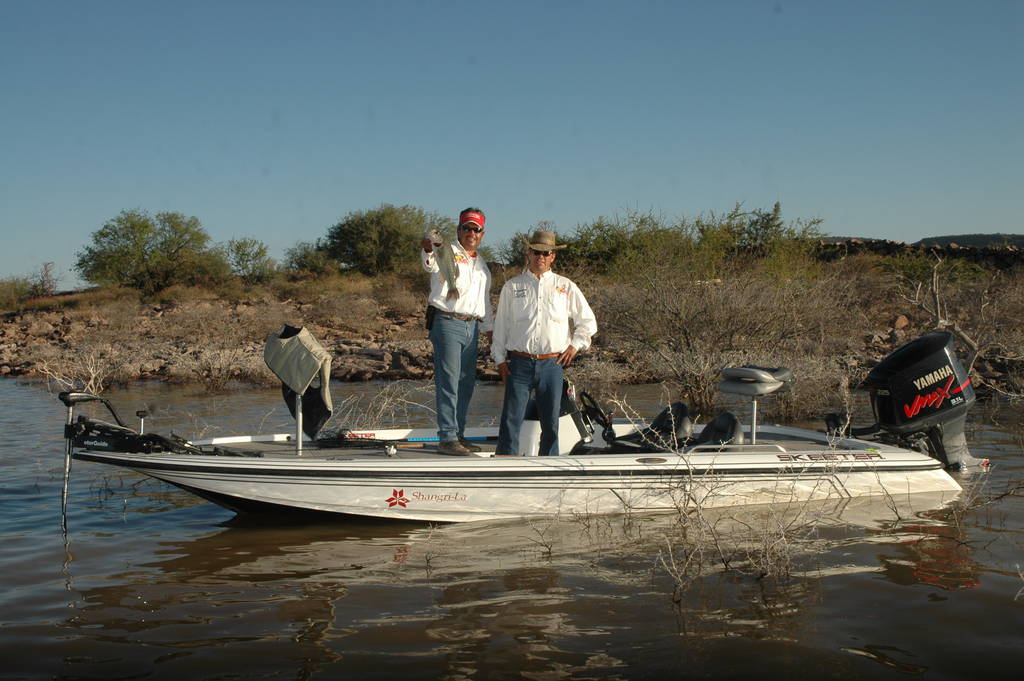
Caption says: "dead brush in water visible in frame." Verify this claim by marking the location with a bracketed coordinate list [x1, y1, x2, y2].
[35, 341, 135, 395]
[27, 295, 150, 393]
[320, 380, 435, 434]
[655, 491, 864, 606]
[588, 260, 879, 416]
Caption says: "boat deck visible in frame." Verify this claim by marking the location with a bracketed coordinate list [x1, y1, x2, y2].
[210, 440, 491, 459]
[204, 427, 859, 461]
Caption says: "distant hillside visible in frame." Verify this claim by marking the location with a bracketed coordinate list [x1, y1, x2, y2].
[913, 233, 1024, 248]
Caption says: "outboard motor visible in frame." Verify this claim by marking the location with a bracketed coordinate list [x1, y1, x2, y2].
[861, 331, 980, 468]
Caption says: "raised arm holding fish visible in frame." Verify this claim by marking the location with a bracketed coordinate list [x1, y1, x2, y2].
[420, 207, 494, 455]
[423, 228, 461, 299]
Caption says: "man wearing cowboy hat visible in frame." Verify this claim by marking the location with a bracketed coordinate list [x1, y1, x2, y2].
[491, 229, 597, 456]
[420, 207, 494, 456]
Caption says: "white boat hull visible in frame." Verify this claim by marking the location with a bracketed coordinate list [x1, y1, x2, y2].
[73, 426, 962, 522]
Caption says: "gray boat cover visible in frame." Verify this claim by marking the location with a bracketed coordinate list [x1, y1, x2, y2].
[264, 325, 333, 437]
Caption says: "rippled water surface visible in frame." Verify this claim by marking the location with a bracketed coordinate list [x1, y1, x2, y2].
[2, 379, 1022, 680]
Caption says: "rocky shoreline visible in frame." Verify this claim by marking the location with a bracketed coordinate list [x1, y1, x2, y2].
[0, 300, 498, 387]
[1, 297, 1017, 404]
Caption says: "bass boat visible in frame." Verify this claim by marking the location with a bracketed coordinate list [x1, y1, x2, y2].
[58, 329, 982, 522]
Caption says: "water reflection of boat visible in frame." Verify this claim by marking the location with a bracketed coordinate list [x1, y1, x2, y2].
[57, 492, 967, 680]
[58, 332, 981, 522]
[130, 492, 966, 587]
[876, 519, 981, 590]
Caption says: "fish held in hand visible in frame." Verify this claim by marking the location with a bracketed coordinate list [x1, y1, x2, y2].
[426, 229, 460, 299]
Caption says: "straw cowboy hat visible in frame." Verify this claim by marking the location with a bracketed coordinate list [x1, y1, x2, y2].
[522, 230, 567, 251]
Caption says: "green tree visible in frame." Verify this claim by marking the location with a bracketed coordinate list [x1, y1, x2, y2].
[227, 238, 276, 285]
[75, 209, 230, 295]
[321, 204, 453, 276]
[495, 220, 557, 268]
[689, 203, 825, 280]
[283, 240, 336, 276]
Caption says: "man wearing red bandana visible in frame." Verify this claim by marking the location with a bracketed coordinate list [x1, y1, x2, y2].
[420, 207, 493, 455]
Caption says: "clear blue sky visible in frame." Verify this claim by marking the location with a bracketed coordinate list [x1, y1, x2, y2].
[2, 0, 1020, 286]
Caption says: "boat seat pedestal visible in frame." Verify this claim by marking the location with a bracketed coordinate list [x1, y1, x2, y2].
[718, 366, 793, 444]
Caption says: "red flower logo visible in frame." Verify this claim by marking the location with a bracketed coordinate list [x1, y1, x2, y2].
[386, 489, 409, 508]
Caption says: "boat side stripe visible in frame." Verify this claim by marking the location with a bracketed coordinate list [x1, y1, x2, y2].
[72, 452, 944, 478]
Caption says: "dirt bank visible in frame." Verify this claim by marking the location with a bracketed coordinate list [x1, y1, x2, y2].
[1, 294, 1016, 411]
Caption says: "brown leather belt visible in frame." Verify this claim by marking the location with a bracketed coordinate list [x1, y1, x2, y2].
[509, 350, 561, 360]
[432, 306, 480, 322]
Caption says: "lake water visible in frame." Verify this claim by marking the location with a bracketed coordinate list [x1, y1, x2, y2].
[1, 378, 1022, 680]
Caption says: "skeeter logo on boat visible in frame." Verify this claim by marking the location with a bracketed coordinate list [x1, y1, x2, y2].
[384, 489, 468, 508]
[777, 452, 884, 462]
[344, 432, 376, 439]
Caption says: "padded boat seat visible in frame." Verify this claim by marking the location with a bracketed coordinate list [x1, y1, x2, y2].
[693, 411, 745, 446]
[719, 365, 793, 397]
[615, 402, 693, 447]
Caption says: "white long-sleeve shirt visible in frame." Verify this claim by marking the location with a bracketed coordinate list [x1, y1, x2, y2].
[421, 242, 493, 332]
[491, 270, 597, 365]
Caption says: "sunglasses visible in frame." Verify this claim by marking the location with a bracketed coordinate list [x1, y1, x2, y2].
[529, 248, 553, 257]
[459, 225, 484, 233]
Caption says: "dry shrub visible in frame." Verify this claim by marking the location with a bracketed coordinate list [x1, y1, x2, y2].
[974, 269, 1024, 361]
[151, 284, 221, 306]
[962, 270, 1024, 398]
[270, 272, 374, 303]
[734, 351, 864, 423]
[166, 344, 271, 391]
[20, 293, 151, 393]
[206, 277, 250, 303]
[893, 261, 1024, 396]
[237, 299, 296, 340]
[305, 291, 381, 335]
[60, 296, 146, 335]
[148, 301, 289, 389]
[268, 272, 384, 336]
[820, 254, 903, 326]
[7, 284, 140, 314]
[157, 302, 245, 344]
[321, 380, 434, 433]
[372, 273, 425, 318]
[589, 263, 872, 415]
[567, 355, 637, 398]
[33, 341, 135, 394]
[657, 497, 833, 596]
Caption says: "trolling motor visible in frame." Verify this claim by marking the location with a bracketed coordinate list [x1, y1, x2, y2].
[59, 391, 128, 427]
[58, 391, 136, 530]
[59, 391, 200, 457]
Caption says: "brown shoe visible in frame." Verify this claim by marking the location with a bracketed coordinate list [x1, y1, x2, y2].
[438, 439, 473, 456]
[458, 437, 482, 452]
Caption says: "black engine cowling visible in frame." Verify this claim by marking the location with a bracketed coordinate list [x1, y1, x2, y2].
[861, 331, 979, 468]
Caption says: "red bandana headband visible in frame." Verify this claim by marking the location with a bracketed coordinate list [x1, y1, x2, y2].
[459, 210, 485, 228]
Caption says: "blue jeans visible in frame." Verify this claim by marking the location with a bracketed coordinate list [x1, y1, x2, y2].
[496, 355, 563, 456]
[429, 314, 479, 442]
